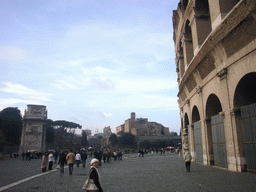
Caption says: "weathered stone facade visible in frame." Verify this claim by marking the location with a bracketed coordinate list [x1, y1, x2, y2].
[117, 112, 170, 136]
[116, 124, 125, 134]
[103, 126, 112, 138]
[19, 105, 47, 153]
[173, 0, 256, 172]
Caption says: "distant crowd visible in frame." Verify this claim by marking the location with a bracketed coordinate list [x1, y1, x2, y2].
[37, 148, 125, 173]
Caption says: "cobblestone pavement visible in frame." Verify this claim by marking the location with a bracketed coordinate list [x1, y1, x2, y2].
[0, 153, 256, 192]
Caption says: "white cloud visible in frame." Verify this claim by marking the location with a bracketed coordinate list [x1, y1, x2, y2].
[92, 66, 117, 76]
[0, 98, 43, 111]
[0, 82, 52, 101]
[52, 66, 118, 90]
[115, 78, 177, 93]
[103, 113, 113, 117]
[92, 78, 115, 90]
[51, 76, 91, 90]
[0, 46, 28, 61]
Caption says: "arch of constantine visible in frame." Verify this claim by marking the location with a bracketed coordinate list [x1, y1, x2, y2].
[19, 105, 47, 153]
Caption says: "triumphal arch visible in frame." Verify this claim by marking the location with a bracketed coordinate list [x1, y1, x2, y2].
[19, 105, 47, 153]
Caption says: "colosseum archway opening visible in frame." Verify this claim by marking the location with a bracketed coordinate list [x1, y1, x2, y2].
[206, 94, 227, 167]
[183, 20, 194, 66]
[234, 72, 256, 171]
[183, 113, 190, 152]
[192, 106, 203, 163]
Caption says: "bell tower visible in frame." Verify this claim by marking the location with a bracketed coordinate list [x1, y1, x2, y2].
[19, 105, 47, 153]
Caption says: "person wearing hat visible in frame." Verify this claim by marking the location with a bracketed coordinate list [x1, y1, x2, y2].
[89, 158, 103, 192]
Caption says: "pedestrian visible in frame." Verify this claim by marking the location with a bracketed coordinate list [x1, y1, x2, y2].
[66, 149, 76, 175]
[106, 151, 111, 163]
[94, 150, 99, 159]
[103, 152, 106, 163]
[28, 151, 31, 161]
[98, 150, 103, 165]
[54, 151, 59, 164]
[22, 151, 25, 161]
[58, 151, 67, 174]
[41, 152, 48, 172]
[81, 151, 87, 168]
[48, 152, 54, 170]
[88, 158, 103, 192]
[184, 151, 192, 172]
[75, 152, 81, 168]
[113, 151, 117, 161]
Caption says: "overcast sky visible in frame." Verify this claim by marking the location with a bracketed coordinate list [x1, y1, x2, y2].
[0, 0, 180, 135]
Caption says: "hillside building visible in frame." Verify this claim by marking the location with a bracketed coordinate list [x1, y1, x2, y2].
[117, 112, 170, 136]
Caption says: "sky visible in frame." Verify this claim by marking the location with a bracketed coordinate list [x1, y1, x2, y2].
[0, 0, 180, 135]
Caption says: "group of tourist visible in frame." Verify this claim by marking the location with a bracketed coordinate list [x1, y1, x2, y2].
[40, 149, 124, 174]
[38, 147, 191, 192]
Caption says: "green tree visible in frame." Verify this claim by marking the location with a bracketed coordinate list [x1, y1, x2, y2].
[119, 133, 135, 147]
[45, 119, 55, 143]
[109, 133, 117, 146]
[53, 120, 82, 149]
[0, 107, 22, 146]
[81, 130, 87, 146]
[137, 139, 151, 149]
[117, 131, 124, 136]
[170, 132, 178, 136]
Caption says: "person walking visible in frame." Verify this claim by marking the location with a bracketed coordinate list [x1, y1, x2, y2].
[184, 151, 192, 172]
[58, 151, 67, 174]
[89, 158, 103, 192]
[54, 151, 59, 164]
[81, 151, 87, 168]
[48, 152, 54, 170]
[75, 152, 81, 168]
[66, 150, 76, 175]
[41, 152, 48, 172]
[22, 151, 25, 161]
[102, 152, 106, 163]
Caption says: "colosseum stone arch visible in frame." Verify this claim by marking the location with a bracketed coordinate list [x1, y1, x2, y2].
[173, 0, 256, 172]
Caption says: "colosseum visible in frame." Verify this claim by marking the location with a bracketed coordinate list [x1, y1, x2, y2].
[172, 0, 256, 172]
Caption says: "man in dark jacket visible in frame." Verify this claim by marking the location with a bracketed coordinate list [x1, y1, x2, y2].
[81, 151, 87, 168]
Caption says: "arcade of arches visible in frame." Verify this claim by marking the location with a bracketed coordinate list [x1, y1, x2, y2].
[173, 0, 256, 172]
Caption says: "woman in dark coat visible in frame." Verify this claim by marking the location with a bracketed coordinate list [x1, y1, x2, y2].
[58, 151, 67, 174]
[89, 158, 103, 192]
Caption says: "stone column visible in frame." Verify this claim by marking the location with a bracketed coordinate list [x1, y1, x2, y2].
[228, 108, 247, 172]
[203, 118, 214, 165]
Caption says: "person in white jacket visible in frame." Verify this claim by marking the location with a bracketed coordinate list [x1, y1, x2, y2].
[75, 152, 81, 167]
[48, 152, 54, 170]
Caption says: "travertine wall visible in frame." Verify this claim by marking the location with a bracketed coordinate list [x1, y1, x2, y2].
[173, 0, 256, 172]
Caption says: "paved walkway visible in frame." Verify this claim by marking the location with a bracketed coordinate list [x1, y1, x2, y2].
[0, 153, 256, 191]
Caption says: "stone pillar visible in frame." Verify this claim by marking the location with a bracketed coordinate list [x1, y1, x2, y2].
[204, 118, 214, 165]
[228, 108, 247, 172]
[182, 37, 194, 67]
[190, 124, 196, 161]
